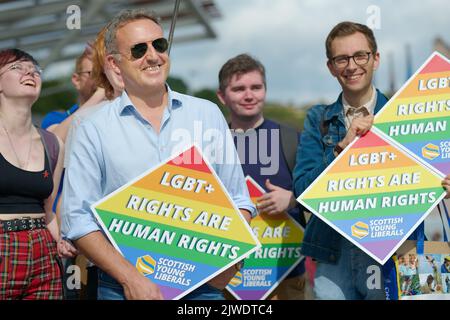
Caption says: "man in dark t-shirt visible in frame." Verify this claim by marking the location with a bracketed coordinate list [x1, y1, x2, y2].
[217, 54, 307, 299]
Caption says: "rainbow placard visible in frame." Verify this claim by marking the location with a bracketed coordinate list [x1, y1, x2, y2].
[298, 53, 449, 265]
[298, 130, 446, 265]
[374, 52, 450, 175]
[91, 145, 260, 300]
[226, 176, 304, 300]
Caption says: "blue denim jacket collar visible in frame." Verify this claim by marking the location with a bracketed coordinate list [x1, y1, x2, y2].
[374, 89, 388, 114]
[323, 93, 344, 122]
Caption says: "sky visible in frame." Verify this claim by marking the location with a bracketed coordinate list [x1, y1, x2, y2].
[168, 0, 450, 106]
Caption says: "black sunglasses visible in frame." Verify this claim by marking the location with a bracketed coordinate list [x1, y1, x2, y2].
[130, 38, 169, 59]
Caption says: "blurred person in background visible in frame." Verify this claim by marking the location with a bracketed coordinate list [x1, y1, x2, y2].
[61, 25, 124, 300]
[41, 49, 100, 140]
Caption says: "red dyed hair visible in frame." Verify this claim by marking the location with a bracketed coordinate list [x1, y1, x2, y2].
[0, 48, 39, 70]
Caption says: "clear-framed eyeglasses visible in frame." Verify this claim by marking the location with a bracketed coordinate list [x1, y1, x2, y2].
[0, 62, 43, 78]
[330, 51, 373, 69]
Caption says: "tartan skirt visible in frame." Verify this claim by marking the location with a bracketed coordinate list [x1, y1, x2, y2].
[0, 225, 63, 300]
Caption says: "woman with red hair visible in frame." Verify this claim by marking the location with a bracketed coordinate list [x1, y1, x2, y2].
[0, 49, 72, 299]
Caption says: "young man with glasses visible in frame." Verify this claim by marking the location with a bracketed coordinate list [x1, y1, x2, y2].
[292, 21, 387, 300]
[61, 9, 255, 300]
[293, 22, 450, 300]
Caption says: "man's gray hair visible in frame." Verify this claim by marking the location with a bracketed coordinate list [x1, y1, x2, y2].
[105, 8, 161, 56]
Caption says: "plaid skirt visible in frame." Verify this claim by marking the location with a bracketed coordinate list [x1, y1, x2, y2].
[0, 225, 63, 300]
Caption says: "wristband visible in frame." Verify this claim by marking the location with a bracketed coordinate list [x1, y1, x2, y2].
[334, 143, 344, 155]
[235, 260, 245, 271]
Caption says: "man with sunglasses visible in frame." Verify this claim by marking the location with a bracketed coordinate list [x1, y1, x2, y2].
[292, 21, 388, 300]
[61, 9, 255, 300]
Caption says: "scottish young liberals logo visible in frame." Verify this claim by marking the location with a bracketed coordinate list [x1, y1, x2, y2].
[351, 221, 369, 239]
[421, 143, 440, 160]
[136, 255, 156, 275]
[421, 140, 450, 162]
[229, 271, 243, 287]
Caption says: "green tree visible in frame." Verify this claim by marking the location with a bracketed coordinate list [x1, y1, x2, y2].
[33, 76, 188, 116]
[33, 76, 307, 132]
[192, 88, 227, 116]
[167, 76, 188, 94]
[33, 78, 77, 115]
[264, 103, 305, 131]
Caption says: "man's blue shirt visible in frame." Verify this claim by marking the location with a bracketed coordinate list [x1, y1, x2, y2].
[61, 88, 256, 240]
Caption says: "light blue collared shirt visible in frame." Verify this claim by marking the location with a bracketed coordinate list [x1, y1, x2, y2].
[61, 88, 256, 240]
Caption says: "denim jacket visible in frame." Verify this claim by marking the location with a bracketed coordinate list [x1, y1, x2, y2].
[293, 89, 388, 263]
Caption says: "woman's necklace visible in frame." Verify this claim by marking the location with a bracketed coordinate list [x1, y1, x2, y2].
[0, 118, 33, 170]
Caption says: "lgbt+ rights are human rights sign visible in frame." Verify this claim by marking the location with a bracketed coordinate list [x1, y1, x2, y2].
[91, 145, 260, 299]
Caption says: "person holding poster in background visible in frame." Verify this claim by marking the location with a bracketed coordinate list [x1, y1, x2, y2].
[217, 53, 307, 299]
[61, 9, 255, 300]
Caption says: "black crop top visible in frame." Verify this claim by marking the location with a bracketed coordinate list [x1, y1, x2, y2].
[0, 146, 53, 214]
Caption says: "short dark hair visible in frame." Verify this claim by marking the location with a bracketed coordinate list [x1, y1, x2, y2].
[218, 54, 266, 92]
[325, 21, 378, 60]
[0, 48, 39, 70]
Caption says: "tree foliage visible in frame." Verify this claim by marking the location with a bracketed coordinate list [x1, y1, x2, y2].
[33, 76, 307, 131]
[33, 78, 77, 115]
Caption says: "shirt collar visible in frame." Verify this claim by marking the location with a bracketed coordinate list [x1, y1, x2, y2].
[324, 88, 387, 124]
[118, 84, 183, 115]
[341, 85, 377, 129]
[342, 85, 377, 114]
